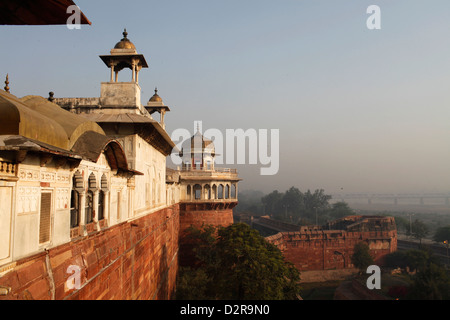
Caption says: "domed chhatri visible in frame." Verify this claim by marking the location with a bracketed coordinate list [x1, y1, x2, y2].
[149, 88, 163, 103]
[99, 29, 148, 83]
[114, 29, 136, 50]
[145, 88, 170, 129]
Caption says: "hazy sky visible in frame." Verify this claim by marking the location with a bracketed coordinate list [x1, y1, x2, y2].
[2, 0, 450, 195]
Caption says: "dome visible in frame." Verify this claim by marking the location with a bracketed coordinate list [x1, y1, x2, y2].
[149, 88, 163, 102]
[114, 29, 136, 50]
[180, 129, 215, 156]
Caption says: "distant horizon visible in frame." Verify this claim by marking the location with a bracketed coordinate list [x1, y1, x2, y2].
[237, 186, 450, 196]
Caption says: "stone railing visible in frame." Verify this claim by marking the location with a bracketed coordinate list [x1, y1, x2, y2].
[180, 167, 237, 174]
[0, 160, 17, 177]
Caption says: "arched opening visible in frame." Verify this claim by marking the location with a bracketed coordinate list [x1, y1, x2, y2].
[194, 184, 202, 200]
[231, 184, 237, 199]
[98, 174, 108, 221]
[186, 185, 191, 200]
[218, 184, 224, 199]
[204, 184, 211, 200]
[85, 173, 96, 224]
[70, 171, 83, 228]
[225, 184, 230, 199]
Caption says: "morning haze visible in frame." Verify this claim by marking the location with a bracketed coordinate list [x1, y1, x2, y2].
[2, 0, 450, 195]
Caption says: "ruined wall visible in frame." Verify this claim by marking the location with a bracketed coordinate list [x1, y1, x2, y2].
[266, 217, 397, 272]
[0, 204, 179, 300]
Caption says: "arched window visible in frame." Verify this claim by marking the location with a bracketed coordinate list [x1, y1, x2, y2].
[231, 184, 237, 199]
[98, 174, 108, 221]
[212, 185, 217, 200]
[204, 184, 211, 200]
[70, 171, 83, 229]
[186, 185, 191, 200]
[85, 173, 96, 224]
[85, 190, 94, 224]
[218, 184, 224, 199]
[98, 191, 105, 221]
[225, 185, 230, 199]
[194, 184, 202, 200]
[70, 189, 79, 228]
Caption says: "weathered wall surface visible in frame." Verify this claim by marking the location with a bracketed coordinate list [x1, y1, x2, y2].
[0, 204, 179, 300]
[179, 203, 234, 234]
[177, 203, 235, 267]
[266, 217, 397, 272]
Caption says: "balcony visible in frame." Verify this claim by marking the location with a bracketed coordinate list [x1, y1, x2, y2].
[0, 160, 17, 178]
[179, 166, 239, 181]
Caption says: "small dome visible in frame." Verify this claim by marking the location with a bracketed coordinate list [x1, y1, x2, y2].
[114, 29, 136, 50]
[149, 88, 163, 102]
[180, 127, 215, 156]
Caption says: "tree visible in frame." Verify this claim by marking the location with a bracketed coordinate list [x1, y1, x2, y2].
[328, 201, 354, 220]
[393, 216, 410, 233]
[302, 189, 331, 221]
[282, 187, 304, 222]
[384, 250, 409, 269]
[351, 242, 374, 273]
[261, 190, 284, 219]
[176, 223, 301, 300]
[408, 219, 429, 244]
[261, 187, 334, 225]
[433, 225, 450, 244]
[407, 263, 450, 300]
[405, 249, 434, 272]
[385, 248, 440, 273]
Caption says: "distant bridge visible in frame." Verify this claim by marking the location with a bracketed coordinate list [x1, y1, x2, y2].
[331, 193, 450, 206]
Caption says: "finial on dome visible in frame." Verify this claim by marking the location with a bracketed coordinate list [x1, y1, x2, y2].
[123, 28, 128, 39]
[4, 74, 10, 93]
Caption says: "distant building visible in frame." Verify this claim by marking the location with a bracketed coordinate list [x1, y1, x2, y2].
[0, 30, 239, 300]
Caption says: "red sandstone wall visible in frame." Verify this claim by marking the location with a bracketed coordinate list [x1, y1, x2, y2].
[179, 208, 234, 234]
[178, 206, 234, 267]
[0, 205, 179, 300]
[267, 230, 397, 272]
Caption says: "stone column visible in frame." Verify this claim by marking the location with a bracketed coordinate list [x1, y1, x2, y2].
[110, 64, 114, 82]
[131, 61, 136, 82]
[93, 189, 99, 230]
[160, 110, 166, 128]
[104, 190, 110, 226]
[136, 65, 142, 84]
[79, 191, 86, 236]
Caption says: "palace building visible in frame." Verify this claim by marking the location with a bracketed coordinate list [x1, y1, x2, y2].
[0, 30, 239, 300]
